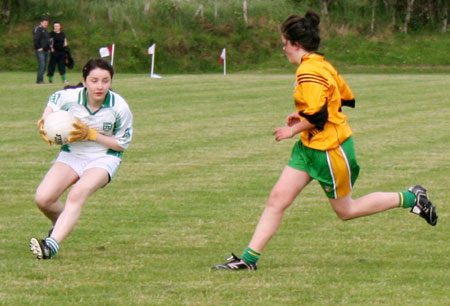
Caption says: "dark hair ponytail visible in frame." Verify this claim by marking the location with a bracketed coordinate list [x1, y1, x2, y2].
[64, 82, 83, 90]
[281, 10, 321, 52]
[305, 10, 320, 29]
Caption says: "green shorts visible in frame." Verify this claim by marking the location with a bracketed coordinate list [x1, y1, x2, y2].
[287, 137, 360, 199]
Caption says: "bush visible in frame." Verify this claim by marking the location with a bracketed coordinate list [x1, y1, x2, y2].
[1, 0, 449, 73]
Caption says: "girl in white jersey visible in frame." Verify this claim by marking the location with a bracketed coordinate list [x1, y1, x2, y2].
[30, 58, 133, 260]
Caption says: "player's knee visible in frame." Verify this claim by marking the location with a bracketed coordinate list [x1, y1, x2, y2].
[34, 191, 55, 208]
[66, 187, 90, 204]
[334, 208, 356, 221]
[336, 212, 353, 221]
[267, 190, 292, 212]
[329, 195, 357, 221]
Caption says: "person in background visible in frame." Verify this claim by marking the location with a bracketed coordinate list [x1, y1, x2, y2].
[47, 21, 69, 84]
[33, 17, 50, 84]
[212, 10, 438, 271]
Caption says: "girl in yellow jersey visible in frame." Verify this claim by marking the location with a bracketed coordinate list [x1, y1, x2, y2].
[213, 10, 437, 271]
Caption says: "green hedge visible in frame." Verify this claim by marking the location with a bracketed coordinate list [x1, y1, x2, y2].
[1, 0, 449, 73]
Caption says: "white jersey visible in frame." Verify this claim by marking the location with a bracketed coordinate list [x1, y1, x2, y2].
[47, 87, 133, 160]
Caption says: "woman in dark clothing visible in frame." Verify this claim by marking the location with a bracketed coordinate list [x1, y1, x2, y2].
[47, 21, 69, 84]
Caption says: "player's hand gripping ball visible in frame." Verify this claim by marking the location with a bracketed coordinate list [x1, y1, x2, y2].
[42, 111, 76, 145]
[37, 118, 51, 145]
[68, 118, 98, 143]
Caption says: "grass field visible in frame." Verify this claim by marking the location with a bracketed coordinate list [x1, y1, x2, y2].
[0, 71, 449, 305]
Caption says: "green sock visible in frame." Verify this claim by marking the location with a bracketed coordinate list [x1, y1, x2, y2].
[48, 76, 53, 82]
[242, 247, 261, 264]
[61, 74, 67, 81]
[399, 190, 416, 208]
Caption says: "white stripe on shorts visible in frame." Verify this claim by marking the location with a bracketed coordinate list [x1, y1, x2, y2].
[325, 151, 337, 199]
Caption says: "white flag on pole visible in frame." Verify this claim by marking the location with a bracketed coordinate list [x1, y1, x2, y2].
[99, 44, 115, 66]
[219, 48, 225, 64]
[219, 48, 226, 75]
[147, 43, 161, 78]
[147, 44, 155, 55]
[99, 46, 112, 57]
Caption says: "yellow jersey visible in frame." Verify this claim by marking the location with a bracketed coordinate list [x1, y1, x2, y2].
[293, 53, 355, 151]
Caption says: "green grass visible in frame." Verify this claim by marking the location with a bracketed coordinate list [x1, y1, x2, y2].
[0, 72, 449, 305]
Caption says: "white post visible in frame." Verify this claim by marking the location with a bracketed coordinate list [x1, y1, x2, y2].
[148, 44, 156, 77]
[243, 0, 248, 24]
[223, 48, 226, 76]
[151, 53, 155, 77]
[110, 44, 115, 66]
[214, 0, 218, 20]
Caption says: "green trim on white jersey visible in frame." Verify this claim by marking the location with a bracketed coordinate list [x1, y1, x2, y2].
[47, 87, 133, 160]
[80, 88, 115, 115]
[107, 149, 123, 158]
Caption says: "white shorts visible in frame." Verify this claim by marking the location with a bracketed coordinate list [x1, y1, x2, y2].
[55, 151, 121, 181]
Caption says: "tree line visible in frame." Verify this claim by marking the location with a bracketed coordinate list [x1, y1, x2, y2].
[1, 0, 449, 33]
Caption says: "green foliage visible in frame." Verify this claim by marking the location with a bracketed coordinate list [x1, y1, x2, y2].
[0, 0, 449, 73]
[323, 32, 450, 68]
[1, 72, 449, 305]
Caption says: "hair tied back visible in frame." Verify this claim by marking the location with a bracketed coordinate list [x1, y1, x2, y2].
[305, 10, 320, 28]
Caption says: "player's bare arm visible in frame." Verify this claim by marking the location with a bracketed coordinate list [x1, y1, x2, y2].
[286, 111, 300, 126]
[273, 118, 314, 142]
[96, 133, 124, 152]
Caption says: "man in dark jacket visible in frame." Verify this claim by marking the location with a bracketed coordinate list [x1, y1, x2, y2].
[33, 17, 50, 84]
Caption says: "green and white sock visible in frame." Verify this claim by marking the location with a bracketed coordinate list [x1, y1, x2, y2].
[398, 190, 416, 208]
[242, 247, 261, 264]
[45, 237, 60, 257]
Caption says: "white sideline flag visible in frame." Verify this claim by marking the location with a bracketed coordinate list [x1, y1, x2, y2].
[99, 44, 115, 66]
[219, 48, 226, 75]
[147, 44, 155, 55]
[147, 43, 161, 78]
[99, 46, 111, 57]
